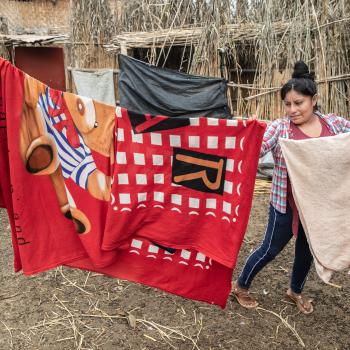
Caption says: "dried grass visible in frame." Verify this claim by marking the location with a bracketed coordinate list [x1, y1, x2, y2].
[2, 1, 349, 119]
[70, 0, 117, 69]
[256, 306, 305, 347]
[0, 268, 204, 349]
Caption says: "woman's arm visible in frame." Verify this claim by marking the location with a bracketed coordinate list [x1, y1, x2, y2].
[336, 115, 350, 133]
[326, 113, 350, 133]
[260, 119, 281, 157]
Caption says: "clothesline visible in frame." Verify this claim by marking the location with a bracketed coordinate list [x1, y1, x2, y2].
[228, 73, 350, 101]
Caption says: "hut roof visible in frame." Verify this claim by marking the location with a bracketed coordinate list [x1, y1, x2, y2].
[0, 34, 69, 46]
[107, 22, 289, 51]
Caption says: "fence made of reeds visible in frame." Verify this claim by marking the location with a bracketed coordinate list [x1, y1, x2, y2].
[107, 0, 350, 120]
[2, 1, 350, 120]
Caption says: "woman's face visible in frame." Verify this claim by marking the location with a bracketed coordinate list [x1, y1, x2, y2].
[283, 90, 317, 125]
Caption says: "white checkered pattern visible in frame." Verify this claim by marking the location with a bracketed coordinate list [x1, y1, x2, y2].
[207, 136, 218, 149]
[207, 118, 219, 126]
[154, 192, 164, 202]
[170, 135, 181, 147]
[189, 118, 200, 126]
[224, 180, 233, 194]
[117, 128, 124, 141]
[148, 245, 159, 253]
[116, 111, 241, 221]
[152, 155, 164, 166]
[137, 193, 147, 202]
[131, 239, 142, 249]
[226, 159, 234, 172]
[151, 133, 162, 145]
[171, 194, 182, 205]
[226, 119, 238, 126]
[206, 198, 217, 209]
[189, 197, 200, 208]
[188, 136, 200, 148]
[196, 252, 206, 262]
[134, 153, 145, 165]
[119, 193, 131, 204]
[225, 137, 236, 149]
[154, 174, 164, 184]
[181, 250, 191, 259]
[132, 132, 143, 144]
[118, 173, 129, 185]
[116, 151, 127, 164]
[136, 174, 147, 185]
[223, 201, 231, 214]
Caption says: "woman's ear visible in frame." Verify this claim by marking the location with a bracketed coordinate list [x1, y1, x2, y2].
[312, 94, 318, 107]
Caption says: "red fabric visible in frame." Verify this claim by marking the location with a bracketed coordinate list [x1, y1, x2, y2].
[0, 130, 22, 271]
[103, 108, 266, 268]
[0, 58, 88, 273]
[289, 118, 333, 140]
[0, 58, 24, 271]
[288, 118, 334, 235]
[0, 58, 265, 307]
[68, 237, 233, 307]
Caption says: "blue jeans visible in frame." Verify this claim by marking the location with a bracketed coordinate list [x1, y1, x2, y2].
[238, 204, 313, 294]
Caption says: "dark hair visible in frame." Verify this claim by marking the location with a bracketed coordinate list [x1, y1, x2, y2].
[281, 61, 317, 100]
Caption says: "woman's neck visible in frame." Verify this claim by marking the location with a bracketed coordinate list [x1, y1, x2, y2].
[294, 113, 322, 137]
[295, 113, 317, 127]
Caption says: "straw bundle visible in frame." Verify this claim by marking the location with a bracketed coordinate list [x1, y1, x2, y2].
[70, 0, 117, 68]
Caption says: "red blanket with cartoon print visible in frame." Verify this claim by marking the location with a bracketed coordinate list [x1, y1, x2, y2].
[0, 57, 265, 307]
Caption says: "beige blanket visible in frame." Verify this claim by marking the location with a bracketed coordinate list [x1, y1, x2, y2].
[280, 132, 350, 283]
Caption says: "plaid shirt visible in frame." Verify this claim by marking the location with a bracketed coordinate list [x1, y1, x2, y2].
[261, 112, 350, 213]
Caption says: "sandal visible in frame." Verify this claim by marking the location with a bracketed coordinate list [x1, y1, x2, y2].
[231, 281, 259, 309]
[286, 288, 314, 314]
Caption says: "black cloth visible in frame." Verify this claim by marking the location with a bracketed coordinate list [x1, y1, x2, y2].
[118, 54, 230, 119]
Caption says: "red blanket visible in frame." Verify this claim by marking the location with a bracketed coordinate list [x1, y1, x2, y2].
[103, 108, 265, 268]
[0, 57, 265, 307]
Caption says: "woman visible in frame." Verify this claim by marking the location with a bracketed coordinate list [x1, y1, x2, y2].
[232, 61, 350, 314]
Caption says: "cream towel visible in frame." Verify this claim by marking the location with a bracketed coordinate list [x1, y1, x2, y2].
[280, 132, 350, 283]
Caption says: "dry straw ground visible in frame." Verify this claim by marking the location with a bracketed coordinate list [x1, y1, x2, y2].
[0, 188, 349, 350]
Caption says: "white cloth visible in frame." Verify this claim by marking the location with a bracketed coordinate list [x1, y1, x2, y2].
[72, 69, 115, 106]
[280, 133, 350, 283]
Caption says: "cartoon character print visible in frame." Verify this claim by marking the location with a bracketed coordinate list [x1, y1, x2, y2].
[19, 74, 115, 234]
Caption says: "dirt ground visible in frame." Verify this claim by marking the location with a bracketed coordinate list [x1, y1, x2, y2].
[0, 192, 349, 350]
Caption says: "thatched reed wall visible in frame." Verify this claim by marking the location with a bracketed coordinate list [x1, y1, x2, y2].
[0, 0, 70, 35]
[109, 0, 350, 120]
[1, 0, 350, 119]
[69, 0, 117, 68]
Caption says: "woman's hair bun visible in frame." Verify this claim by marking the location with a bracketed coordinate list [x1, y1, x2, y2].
[292, 60, 315, 81]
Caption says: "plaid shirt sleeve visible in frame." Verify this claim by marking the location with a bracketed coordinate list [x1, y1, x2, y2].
[335, 115, 350, 133]
[323, 113, 350, 134]
[260, 119, 281, 157]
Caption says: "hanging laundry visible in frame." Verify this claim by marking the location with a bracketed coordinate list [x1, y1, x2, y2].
[72, 69, 116, 106]
[0, 57, 264, 307]
[280, 133, 350, 283]
[1, 58, 117, 274]
[103, 108, 266, 268]
[68, 238, 233, 307]
[118, 54, 230, 119]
